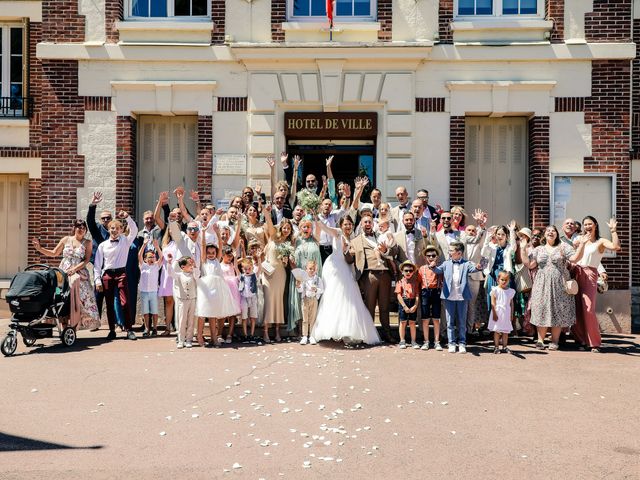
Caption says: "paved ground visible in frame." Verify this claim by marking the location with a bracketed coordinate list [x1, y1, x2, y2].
[0, 312, 639, 480]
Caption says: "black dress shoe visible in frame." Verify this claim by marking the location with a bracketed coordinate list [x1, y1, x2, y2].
[106, 330, 117, 340]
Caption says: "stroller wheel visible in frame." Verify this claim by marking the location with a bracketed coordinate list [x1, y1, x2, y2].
[61, 327, 76, 347]
[1, 333, 18, 357]
[23, 336, 37, 347]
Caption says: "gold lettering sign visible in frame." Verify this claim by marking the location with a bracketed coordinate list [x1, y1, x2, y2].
[284, 112, 377, 139]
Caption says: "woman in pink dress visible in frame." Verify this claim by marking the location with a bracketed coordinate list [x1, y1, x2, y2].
[32, 220, 100, 330]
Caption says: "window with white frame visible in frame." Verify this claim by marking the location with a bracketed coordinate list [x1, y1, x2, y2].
[0, 25, 25, 116]
[289, 0, 375, 20]
[456, 0, 542, 17]
[128, 0, 209, 18]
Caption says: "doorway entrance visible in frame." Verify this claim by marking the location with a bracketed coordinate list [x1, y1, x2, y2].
[287, 141, 375, 195]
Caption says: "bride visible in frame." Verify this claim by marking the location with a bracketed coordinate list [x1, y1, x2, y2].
[312, 217, 380, 345]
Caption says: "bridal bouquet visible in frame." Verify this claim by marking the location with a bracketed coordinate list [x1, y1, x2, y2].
[275, 241, 295, 265]
[296, 189, 321, 214]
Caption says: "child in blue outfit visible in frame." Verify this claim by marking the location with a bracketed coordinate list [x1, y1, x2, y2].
[427, 241, 478, 354]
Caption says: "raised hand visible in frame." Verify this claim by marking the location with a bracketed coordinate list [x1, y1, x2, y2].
[31, 238, 41, 250]
[326, 155, 334, 167]
[519, 238, 528, 250]
[173, 186, 185, 199]
[508, 219, 517, 231]
[158, 191, 169, 205]
[215, 208, 225, 217]
[342, 183, 351, 198]
[472, 208, 483, 223]
[254, 184, 262, 195]
[607, 218, 617, 232]
[322, 175, 328, 188]
[293, 155, 301, 170]
[430, 219, 437, 233]
[280, 152, 288, 167]
[91, 191, 103, 205]
[189, 190, 200, 203]
[118, 210, 129, 219]
[264, 202, 273, 213]
[266, 155, 275, 169]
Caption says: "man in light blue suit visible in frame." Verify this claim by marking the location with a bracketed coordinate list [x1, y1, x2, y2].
[428, 241, 478, 354]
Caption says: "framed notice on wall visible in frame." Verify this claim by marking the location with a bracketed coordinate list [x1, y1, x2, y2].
[550, 173, 616, 252]
[214, 154, 247, 176]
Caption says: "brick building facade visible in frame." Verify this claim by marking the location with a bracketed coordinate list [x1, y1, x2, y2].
[0, 0, 637, 331]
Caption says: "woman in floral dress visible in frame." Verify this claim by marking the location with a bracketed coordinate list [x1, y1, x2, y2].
[520, 225, 586, 350]
[32, 219, 100, 330]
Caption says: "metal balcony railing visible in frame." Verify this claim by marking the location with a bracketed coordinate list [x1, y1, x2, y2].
[0, 96, 33, 118]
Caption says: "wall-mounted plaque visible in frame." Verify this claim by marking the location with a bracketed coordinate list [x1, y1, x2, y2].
[214, 154, 247, 175]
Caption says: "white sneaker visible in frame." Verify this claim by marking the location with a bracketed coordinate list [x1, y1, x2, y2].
[185, 341, 193, 348]
[300, 336, 308, 345]
[448, 344, 456, 353]
[435, 342, 443, 351]
[309, 337, 317, 345]
[398, 340, 407, 349]
[177, 342, 184, 349]
[420, 342, 429, 351]
[459, 344, 467, 354]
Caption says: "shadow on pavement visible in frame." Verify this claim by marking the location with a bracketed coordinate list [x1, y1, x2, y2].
[0, 432, 103, 452]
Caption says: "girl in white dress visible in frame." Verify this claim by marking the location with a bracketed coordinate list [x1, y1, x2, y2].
[488, 271, 516, 354]
[197, 222, 239, 347]
[312, 218, 381, 345]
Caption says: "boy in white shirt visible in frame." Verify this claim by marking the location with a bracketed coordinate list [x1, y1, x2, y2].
[167, 254, 199, 349]
[138, 237, 163, 337]
[296, 260, 324, 345]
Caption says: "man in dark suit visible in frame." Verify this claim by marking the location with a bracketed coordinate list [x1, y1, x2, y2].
[270, 191, 293, 225]
[416, 189, 440, 225]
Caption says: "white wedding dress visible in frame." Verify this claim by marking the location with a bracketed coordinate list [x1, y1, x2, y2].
[312, 233, 381, 345]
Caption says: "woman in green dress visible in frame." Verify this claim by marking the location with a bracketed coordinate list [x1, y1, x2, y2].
[287, 218, 322, 335]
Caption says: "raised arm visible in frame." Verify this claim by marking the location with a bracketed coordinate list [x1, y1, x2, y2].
[152, 238, 163, 264]
[600, 218, 622, 252]
[174, 186, 193, 222]
[32, 236, 66, 258]
[154, 191, 169, 231]
[314, 220, 340, 238]
[326, 155, 337, 206]
[121, 212, 138, 244]
[87, 192, 105, 242]
[289, 155, 300, 208]
[263, 203, 276, 239]
[520, 239, 536, 269]
[138, 238, 148, 266]
[268, 155, 277, 199]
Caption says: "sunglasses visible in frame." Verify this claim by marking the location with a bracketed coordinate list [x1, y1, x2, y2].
[187, 227, 200, 232]
[426, 253, 437, 257]
[441, 217, 452, 221]
[100, 216, 112, 221]
[402, 269, 414, 273]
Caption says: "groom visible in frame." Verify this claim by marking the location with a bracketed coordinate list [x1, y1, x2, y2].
[345, 211, 394, 343]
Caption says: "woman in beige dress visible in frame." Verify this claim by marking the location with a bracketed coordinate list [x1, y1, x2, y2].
[261, 203, 294, 343]
[242, 204, 267, 249]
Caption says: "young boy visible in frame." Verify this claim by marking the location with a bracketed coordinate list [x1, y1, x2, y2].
[418, 245, 443, 351]
[167, 254, 199, 349]
[296, 259, 324, 345]
[395, 260, 420, 349]
[427, 241, 478, 354]
[238, 257, 259, 342]
[138, 237, 163, 337]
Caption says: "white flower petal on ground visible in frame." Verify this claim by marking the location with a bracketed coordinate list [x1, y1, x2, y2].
[159, 431, 167, 436]
[232, 462, 242, 469]
[384, 418, 391, 423]
[30, 388, 38, 393]
[441, 401, 448, 405]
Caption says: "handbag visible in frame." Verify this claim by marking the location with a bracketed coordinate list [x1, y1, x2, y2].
[565, 279, 578, 295]
[514, 264, 533, 293]
[597, 276, 608, 294]
[260, 260, 275, 276]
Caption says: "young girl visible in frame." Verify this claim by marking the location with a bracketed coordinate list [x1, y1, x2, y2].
[220, 244, 241, 343]
[238, 257, 259, 341]
[197, 222, 238, 347]
[488, 271, 516, 354]
[138, 237, 163, 337]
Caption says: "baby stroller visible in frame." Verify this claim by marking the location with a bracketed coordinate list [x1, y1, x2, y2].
[2, 264, 75, 357]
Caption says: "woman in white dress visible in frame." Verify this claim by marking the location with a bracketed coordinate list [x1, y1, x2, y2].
[312, 217, 381, 345]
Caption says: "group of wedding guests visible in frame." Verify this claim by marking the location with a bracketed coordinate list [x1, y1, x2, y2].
[30, 153, 621, 353]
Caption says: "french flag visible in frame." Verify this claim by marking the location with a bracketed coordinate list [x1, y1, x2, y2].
[327, 0, 334, 27]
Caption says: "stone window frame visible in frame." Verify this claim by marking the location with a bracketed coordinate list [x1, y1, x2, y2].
[454, 0, 545, 19]
[124, 0, 211, 20]
[286, 0, 377, 22]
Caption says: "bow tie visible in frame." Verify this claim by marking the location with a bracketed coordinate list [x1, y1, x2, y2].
[110, 239, 119, 243]
[400, 204, 407, 210]
[365, 233, 376, 238]
[406, 229, 415, 235]
[444, 229, 454, 234]
[452, 260, 463, 264]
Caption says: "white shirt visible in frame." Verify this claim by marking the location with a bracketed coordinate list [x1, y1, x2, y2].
[449, 262, 464, 301]
[296, 275, 324, 299]
[404, 229, 416, 265]
[94, 216, 138, 287]
[273, 206, 284, 224]
[139, 262, 161, 293]
[167, 261, 199, 300]
[318, 209, 345, 246]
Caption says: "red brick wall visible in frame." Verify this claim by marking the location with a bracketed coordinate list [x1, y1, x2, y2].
[39, 60, 85, 255]
[271, 0, 286, 41]
[584, 60, 631, 289]
[28, 179, 42, 265]
[197, 116, 213, 202]
[42, 0, 85, 42]
[416, 98, 446, 112]
[546, 0, 564, 43]
[449, 116, 465, 207]
[439, 0, 453, 43]
[84, 97, 112, 111]
[105, 0, 123, 43]
[528, 116, 550, 229]
[554, 97, 586, 112]
[377, 0, 392, 41]
[211, 0, 226, 43]
[585, 0, 632, 42]
[115, 116, 137, 216]
[28, 22, 42, 149]
[632, 19, 640, 154]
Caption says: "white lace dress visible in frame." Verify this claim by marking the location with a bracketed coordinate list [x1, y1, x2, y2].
[312, 234, 381, 345]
